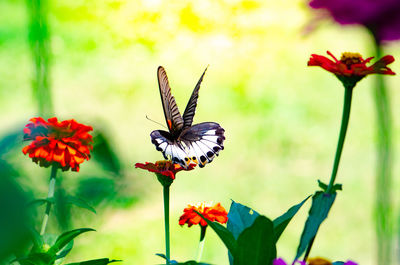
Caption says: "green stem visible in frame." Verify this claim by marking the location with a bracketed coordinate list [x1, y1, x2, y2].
[163, 185, 170, 265]
[27, 0, 53, 117]
[373, 39, 393, 265]
[196, 226, 207, 262]
[40, 164, 58, 235]
[326, 86, 353, 193]
[304, 86, 353, 260]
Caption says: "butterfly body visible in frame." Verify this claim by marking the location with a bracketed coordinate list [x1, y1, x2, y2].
[150, 66, 225, 168]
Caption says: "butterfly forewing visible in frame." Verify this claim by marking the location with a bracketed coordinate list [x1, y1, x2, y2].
[151, 66, 225, 169]
[157, 66, 184, 134]
[182, 67, 208, 129]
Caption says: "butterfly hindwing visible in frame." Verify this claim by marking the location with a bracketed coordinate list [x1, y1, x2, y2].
[151, 66, 225, 169]
[180, 122, 225, 168]
[150, 130, 193, 168]
[157, 66, 184, 133]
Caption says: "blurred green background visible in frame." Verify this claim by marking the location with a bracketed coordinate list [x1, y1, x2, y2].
[1, 0, 400, 264]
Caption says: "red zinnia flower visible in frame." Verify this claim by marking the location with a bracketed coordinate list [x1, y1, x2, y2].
[22, 117, 93, 172]
[179, 202, 228, 227]
[135, 160, 195, 180]
[308, 51, 395, 88]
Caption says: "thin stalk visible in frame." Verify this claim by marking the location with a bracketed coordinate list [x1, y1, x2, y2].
[196, 225, 207, 262]
[326, 87, 353, 193]
[304, 86, 353, 260]
[40, 164, 58, 235]
[373, 40, 393, 265]
[163, 185, 170, 265]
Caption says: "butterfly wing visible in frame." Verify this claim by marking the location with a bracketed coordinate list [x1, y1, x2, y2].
[180, 122, 225, 168]
[158, 66, 184, 133]
[150, 122, 225, 169]
[182, 67, 208, 129]
[150, 130, 193, 168]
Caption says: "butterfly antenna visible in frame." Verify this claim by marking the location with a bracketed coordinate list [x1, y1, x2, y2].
[146, 115, 168, 129]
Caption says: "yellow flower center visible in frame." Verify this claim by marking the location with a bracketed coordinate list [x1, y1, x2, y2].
[308, 257, 332, 265]
[155, 160, 172, 170]
[340, 52, 363, 68]
[189, 201, 213, 212]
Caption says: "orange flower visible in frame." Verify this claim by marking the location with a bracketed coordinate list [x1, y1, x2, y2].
[308, 51, 395, 88]
[179, 202, 228, 227]
[135, 160, 195, 180]
[22, 117, 93, 172]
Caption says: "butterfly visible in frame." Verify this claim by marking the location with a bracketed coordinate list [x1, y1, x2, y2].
[150, 66, 225, 169]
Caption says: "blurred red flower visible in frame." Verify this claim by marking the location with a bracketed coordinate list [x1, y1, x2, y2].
[308, 51, 395, 87]
[179, 202, 228, 227]
[135, 160, 195, 180]
[22, 117, 93, 172]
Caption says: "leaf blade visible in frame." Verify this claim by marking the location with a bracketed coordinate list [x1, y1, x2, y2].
[295, 191, 336, 259]
[272, 196, 310, 243]
[235, 216, 276, 265]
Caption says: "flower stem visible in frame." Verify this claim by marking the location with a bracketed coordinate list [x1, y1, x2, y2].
[304, 85, 353, 260]
[163, 185, 170, 265]
[326, 86, 353, 193]
[40, 164, 58, 235]
[196, 225, 207, 262]
[372, 39, 393, 265]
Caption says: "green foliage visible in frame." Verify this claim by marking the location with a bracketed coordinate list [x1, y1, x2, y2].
[227, 200, 260, 240]
[156, 253, 211, 265]
[295, 191, 337, 259]
[13, 228, 96, 265]
[235, 216, 276, 265]
[65, 258, 122, 265]
[318, 180, 342, 193]
[48, 228, 95, 255]
[272, 196, 310, 243]
[200, 199, 308, 265]
[92, 132, 121, 175]
[65, 196, 97, 214]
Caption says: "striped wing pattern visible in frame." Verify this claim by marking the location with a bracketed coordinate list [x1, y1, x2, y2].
[157, 66, 184, 133]
[150, 122, 225, 169]
[151, 66, 225, 169]
[182, 67, 208, 129]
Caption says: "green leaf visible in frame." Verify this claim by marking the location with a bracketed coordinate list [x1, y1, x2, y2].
[175, 261, 212, 265]
[318, 180, 342, 193]
[227, 200, 260, 240]
[295, 191, 336, 259]
[234, 216, 276, 265]
[12, 253, 54, 265]
[194, 211, 237, 256]
[48, 228, 95, 255]
[65, 196, 96, 214]
[155, 253, 178, 264]
[317, 180, 328, 191]
[56, 240, 73, 259]
[272, 196, 310, 243]
[92, 132, 121, 174]
[155, 254, 210, 265]
[65, 258, 121, 265]
[27, 198, 54, 208]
